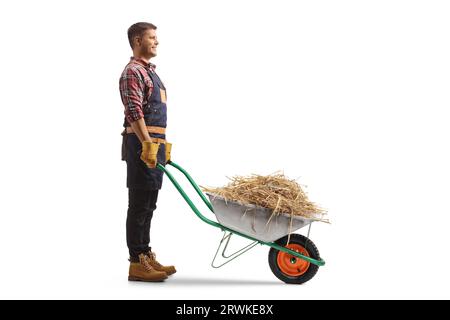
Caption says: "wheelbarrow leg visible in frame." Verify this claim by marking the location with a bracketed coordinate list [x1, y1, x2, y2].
[211, 231, 259, 268]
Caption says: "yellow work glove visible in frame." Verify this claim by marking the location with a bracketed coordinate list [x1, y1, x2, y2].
[165, 142, 172, 164]
[140, 141, 160, 168]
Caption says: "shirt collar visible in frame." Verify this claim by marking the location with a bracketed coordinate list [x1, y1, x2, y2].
[130, 57, 156, 69]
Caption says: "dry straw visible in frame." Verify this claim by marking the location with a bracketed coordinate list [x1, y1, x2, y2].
[202, 172, 328, 223]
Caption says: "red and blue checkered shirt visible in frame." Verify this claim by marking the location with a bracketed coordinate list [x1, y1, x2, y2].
[119, 57, 158, 124]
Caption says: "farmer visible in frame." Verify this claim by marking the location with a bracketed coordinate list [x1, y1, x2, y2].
[120, 22, 176, 282]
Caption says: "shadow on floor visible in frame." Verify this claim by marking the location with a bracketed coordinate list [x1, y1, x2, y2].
[128, 276, 282, 286]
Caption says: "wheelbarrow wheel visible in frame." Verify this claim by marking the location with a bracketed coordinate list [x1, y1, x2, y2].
[268, 233, 320, 284]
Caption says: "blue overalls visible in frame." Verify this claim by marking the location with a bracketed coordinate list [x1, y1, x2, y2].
[123, 69, 167, 190]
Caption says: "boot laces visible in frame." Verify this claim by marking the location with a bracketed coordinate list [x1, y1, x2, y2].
[139, 254, 155, 272]
[148, 252, 163, 268]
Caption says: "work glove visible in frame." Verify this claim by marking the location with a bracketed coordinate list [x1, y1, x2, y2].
[165, 142, 172, 164]
[140, 141, 160, 168]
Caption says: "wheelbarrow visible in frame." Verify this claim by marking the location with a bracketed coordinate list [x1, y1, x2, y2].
[157, 161, 326, 284]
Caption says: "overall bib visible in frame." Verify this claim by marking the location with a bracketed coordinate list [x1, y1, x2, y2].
[122, 70, 167, 190]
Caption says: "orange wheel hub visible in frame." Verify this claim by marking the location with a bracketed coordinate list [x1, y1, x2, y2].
[277, 243, 310, 276]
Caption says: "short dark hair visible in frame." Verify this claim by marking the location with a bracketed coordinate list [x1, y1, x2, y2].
[128, 22, 157, 49]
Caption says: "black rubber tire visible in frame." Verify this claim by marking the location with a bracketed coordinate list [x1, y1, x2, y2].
[268, 233, 320, 284]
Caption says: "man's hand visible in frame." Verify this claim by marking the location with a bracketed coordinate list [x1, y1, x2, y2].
[141, 141, 160, 168]
[165, 143, 172, 164]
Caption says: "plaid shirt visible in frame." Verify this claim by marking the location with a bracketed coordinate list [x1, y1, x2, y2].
[119, 57, 158, 124]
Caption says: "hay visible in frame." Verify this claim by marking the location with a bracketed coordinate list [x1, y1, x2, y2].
[202, 172, 328, 223]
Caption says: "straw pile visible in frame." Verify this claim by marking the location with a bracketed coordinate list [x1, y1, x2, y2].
[202, 172, 328, 223]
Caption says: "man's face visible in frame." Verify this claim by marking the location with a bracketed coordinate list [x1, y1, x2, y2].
[137, 29, 158, 58]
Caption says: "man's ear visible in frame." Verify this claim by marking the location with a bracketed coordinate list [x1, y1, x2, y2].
[133, 36, 141, 48]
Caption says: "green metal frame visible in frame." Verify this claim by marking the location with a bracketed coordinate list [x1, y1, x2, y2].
[211, 232, 259, 268]
[157, 161, 325, 267]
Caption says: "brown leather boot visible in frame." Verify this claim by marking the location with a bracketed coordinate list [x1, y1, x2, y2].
[147, 251, 177, 276]
[128, 253, 168, 282]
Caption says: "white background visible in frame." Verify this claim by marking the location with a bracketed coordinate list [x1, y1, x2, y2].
[0, 0, 449, 299]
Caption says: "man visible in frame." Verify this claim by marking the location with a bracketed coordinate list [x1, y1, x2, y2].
[120, 22, 176, 282]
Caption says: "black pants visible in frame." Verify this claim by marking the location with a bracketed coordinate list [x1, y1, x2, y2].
[126, 188, 159, 259]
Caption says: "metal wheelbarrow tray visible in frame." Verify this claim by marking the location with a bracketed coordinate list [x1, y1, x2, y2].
[157, 161, 326, 284]
[206, 193, 313, 243]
